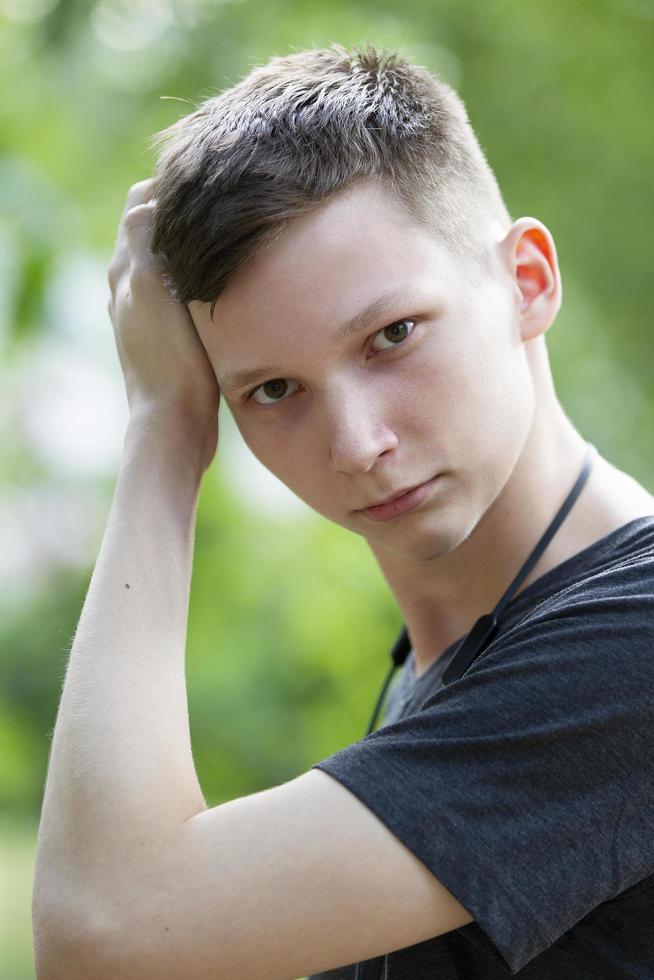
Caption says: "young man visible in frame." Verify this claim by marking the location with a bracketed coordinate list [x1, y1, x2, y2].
[33, 43, 654, 980]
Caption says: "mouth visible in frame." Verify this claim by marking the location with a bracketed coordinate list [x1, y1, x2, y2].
[361, 479, 433, 509]
[356, 474, 442, 522]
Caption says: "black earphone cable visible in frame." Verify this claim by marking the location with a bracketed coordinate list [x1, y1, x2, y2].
[363, 626, 412, 737]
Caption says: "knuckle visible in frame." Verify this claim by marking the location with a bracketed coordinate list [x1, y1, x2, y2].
[107, 260, 119, 288]
[128, 261, 153, 290]
[107, 251, 128, 288]
[126, 177, 155, 205]
[123, 204, 146, 228]
[123, 202, 154, 232]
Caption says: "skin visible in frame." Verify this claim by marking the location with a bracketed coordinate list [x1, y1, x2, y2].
[187, 178, 654, 676]
[32, 178, 654, 980]
[36, 177, 479, 977]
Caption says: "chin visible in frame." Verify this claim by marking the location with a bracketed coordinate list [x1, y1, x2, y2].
[373, 519, 460, 563]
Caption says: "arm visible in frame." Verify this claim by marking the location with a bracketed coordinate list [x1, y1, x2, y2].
[32, 179, 219, 971]
[32, 405, 473, 980]
[32, 179, 473, 979]
[33, 408, 215, 971]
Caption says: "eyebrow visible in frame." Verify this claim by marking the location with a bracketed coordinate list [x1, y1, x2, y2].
[218, 285, 421, 393]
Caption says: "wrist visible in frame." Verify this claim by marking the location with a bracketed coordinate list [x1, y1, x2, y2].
[125, 399, 218, 476]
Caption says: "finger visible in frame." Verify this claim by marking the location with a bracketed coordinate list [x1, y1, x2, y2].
[117, 179, 158, 249]
[122, 177, 157, 220]
[108, 179, 158, 290]
[123, 201, 157, 266]
[116, 178, 157, 246]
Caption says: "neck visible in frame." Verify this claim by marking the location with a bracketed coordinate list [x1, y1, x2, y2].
[368, 392, 619, 680]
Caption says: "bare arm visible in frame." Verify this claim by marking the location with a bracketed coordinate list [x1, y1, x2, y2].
[32, 179, 474, 980]
[32, 179, 220, 971]
[32, 408, 208, 915]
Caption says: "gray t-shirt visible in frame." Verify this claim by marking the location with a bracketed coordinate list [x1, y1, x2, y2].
[309, 515, 654, 978]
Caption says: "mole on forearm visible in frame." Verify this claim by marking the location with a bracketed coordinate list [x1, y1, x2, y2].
[125, 583, 130, 589]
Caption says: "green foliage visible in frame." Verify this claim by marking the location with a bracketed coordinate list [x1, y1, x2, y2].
[3, 0, 653, 821]
[0, 815, 37, 980]
[1, 2, 652, 973]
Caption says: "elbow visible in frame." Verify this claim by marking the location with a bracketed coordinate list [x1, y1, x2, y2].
[34, 930, 104, 980]
[33, 888, 120, 980]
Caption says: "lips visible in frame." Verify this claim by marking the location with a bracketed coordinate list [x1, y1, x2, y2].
[361, 480, 430, 510]
[357, 475, 441, 522]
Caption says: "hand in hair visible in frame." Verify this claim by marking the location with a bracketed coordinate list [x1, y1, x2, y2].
[106, 177, 220, 466]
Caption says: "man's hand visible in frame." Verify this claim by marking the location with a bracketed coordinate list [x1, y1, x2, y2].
[107, 177, 220, 469]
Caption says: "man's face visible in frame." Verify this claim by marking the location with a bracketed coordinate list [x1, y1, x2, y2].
[189, 181, 536, 563]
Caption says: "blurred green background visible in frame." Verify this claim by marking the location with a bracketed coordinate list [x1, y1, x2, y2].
[1, 0, 652, 976]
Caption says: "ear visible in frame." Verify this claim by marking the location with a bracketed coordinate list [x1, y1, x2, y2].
[499, 217, 562, 341]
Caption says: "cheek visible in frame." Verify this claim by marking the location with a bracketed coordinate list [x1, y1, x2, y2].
[394, 335, 479, 424]
[228, 408, 271, 465]
[230, 409, 315, 493]
[403, 321, 528, 465]
[445, 337, 534, 467]
[235, 420, 280, 471]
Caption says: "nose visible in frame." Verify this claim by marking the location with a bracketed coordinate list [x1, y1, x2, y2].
[326, 385, 398, 474]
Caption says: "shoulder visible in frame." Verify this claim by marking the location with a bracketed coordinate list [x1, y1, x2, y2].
[584, 452, 654, 533]
[470, 531, 654, 708]
[537, 521, 654, 614]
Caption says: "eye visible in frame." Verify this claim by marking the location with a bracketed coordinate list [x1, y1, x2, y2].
[250, 378, 301, 406]
[247, 318, 417, 407]
[369, 318, 417, 353]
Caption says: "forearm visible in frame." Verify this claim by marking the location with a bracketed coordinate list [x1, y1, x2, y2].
[33, 406, 210, 938]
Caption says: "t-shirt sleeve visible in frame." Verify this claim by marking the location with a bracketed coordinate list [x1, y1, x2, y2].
[311, 559, 654, 974]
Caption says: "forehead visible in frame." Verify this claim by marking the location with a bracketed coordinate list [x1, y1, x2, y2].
[189, 182, 458, 371]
